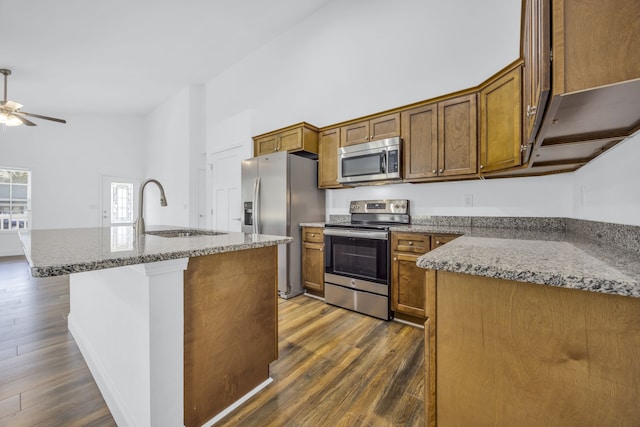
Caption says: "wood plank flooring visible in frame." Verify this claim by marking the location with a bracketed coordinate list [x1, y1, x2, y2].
[0, 256, 424, 426]
[216, 297, 425, 426]
[0, 256, 115, 426]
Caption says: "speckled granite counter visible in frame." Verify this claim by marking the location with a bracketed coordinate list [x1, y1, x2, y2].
[417, 228, 640, 298]
[20, 225, 292, 277]
[300, 218, 640, 298]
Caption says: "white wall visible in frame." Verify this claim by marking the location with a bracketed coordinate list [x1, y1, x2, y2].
[0, 115, 145, 255]
[571, 133, 640, 226]
[205, 0, 522, 136]
[327, 174, 573, 218]
[144, 86, 206, 227]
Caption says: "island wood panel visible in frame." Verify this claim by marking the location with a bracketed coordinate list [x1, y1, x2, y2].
[434, 271, 640, 426]
[183, 246, 278, 427]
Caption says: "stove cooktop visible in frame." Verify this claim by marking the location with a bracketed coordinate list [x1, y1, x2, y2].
[326, 199, 410, 230]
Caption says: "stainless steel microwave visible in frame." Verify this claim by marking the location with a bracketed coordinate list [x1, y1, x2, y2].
[337, 137, 401, 184]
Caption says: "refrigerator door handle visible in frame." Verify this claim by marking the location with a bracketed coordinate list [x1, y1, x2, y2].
[253, 177, 261, 234]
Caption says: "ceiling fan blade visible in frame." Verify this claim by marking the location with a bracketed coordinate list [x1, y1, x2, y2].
[17, 111, 67, 124]
[11, 113, 37, 126]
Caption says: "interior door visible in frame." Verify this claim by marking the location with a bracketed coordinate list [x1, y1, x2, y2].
[101, 175, 139, 227]
[197, 168, 207, 229]
[211, 146, 243, 232]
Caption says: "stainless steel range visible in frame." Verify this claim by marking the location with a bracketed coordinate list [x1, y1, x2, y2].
[323, 199, 409, 320]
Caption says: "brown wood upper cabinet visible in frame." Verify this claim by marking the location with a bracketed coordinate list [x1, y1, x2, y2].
[340, 113, 400, 147]
[522, 0, 551, 147]
[318, 127, 340, 188]
[514, 0, 640, 176]
[479, 64, 523, 173]
[253, 122, 319, 157]
[401, 94, 477, 181]
[301, 227, 325, 296]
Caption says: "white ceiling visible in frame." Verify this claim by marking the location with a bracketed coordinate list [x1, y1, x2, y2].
[0, 0, 333, 118]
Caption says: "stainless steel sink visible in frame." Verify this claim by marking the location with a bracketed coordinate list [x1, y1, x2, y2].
[145, 229, 227, 238]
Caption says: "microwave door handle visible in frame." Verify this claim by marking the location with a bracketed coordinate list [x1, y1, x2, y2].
[381, 152, 387, 173]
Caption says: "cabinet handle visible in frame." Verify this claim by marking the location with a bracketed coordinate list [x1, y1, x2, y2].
[480, 165, 484, 169]
[409, 241, 413, 245]
[432, 169, 437, 174]
[436, 240, 441, 245]
[310, 233, 315, 237]
[438, 169, 443, 173]
[393, 257, 397, 261]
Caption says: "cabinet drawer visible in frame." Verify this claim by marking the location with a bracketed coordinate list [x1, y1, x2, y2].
[392, 232, 431, 253]
[431, 234, 459, 248]
[302, 227, 324, 243]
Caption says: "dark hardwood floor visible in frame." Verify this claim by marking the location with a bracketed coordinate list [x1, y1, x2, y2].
[0, 256, 115, 426]
[0, 256, 424, 426]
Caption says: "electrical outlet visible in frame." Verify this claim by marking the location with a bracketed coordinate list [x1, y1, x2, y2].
[464, 194, 473, 207]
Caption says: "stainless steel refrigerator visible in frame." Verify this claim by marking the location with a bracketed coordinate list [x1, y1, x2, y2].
[241, 151, 325, 299]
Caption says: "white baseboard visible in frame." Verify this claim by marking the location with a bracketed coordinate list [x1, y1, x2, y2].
[202, 377, 274, 427]
[68, 315, 136, 427]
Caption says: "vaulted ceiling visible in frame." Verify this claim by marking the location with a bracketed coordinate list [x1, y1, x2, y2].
[0, 0, 334, 116]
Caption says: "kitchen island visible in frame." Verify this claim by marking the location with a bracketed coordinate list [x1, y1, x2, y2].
[416, 225, 640, 426]
[20, 225, 292, 427]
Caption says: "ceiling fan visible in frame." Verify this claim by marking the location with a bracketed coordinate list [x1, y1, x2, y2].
[0, 69, 67, 127]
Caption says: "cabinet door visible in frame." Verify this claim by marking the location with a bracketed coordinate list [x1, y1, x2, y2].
[401, 104, 438, 180]
[479, 66, 523, 173]
[318, 128, 340, 188]
[523, 0, 551, 145]
[302, 241, 324, 293]
[341, 120, 370, 147]
[391, 252, 435, 318]
[370, 113, 400, 141]
[278, 127, 303, 152]
[254, 135, 278, 156]
[438, 94, 478, 177]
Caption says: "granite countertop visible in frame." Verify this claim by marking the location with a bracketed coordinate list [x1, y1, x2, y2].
[20, 225, 292, 277]
[299, 220, 640, 299]
[417, 228, 640, 298]
[300, 222, 326, 228]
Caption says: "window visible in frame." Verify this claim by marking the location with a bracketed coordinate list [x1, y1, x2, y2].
[0, 168, 31, 231]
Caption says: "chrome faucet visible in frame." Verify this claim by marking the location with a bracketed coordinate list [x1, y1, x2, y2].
[134, 179, 167, 235]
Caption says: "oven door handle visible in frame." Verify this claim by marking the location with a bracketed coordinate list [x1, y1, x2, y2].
[323, 228, 388, 240]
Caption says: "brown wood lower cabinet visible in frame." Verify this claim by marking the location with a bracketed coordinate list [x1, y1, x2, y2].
[301, 227, 324, 296]
[183, 246, 278, 427]
[426, 271, 640, 426]
[391, 232, 457, 322]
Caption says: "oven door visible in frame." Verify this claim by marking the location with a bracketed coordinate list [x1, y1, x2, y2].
[324, 228, 389, 284]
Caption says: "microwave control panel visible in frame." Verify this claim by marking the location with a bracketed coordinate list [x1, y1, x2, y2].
[388, 149, 399, 173]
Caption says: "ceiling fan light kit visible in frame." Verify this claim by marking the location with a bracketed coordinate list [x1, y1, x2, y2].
[0, 68, 67, 127]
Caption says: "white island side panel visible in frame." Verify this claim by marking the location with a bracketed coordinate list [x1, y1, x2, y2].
[68, 258, 188, 427]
